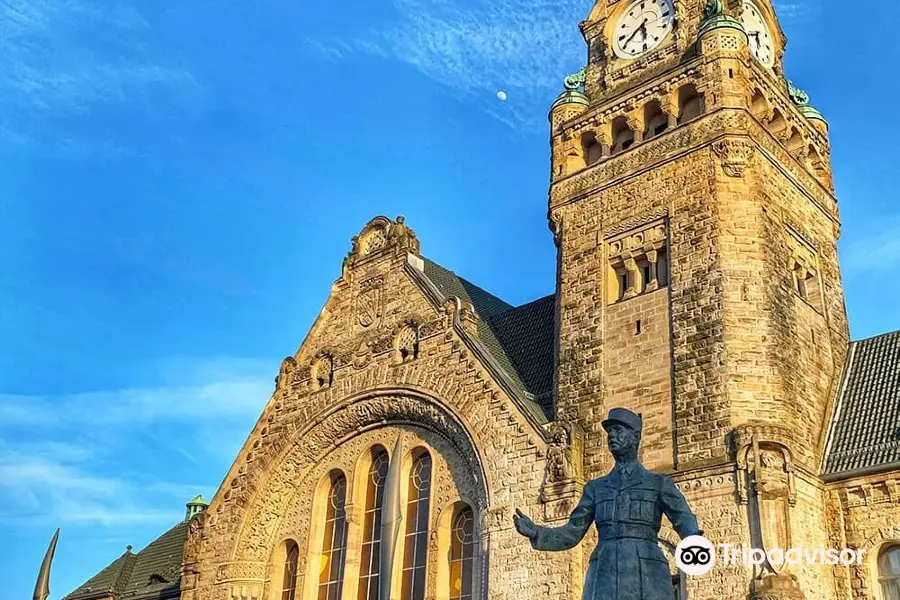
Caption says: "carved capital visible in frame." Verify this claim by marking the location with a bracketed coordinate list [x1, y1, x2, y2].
[712, 138, 754, 177]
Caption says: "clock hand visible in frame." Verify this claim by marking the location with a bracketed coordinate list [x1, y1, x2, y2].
[624, 18, 649, 47]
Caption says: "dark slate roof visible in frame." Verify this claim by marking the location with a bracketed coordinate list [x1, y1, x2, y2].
[65, 522, 189, 600]
[486, 295, 556, 413]
[823, 330, 900, 477]
[421, 259, 555, 422]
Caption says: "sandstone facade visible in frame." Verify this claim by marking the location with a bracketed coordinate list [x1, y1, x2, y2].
[63, 2, 900, 600]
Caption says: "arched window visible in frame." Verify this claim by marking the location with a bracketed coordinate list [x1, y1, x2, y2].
[282, 541, 300, 600]
[611, 116, 634, 154]
[449, 505, 475, 600]
[318, 473, 349, 600]
[401, 452, 433, 600]
[358, 450, 389, 600]
[677, 85, 703, 124]
[879, 544, 900, 600]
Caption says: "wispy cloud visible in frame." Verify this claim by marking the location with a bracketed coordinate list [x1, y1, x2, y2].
[0, 357, 271, 528]
[843, 220, 900, 274]
[0, 0, 200, 151]
[306, 0, 820, 131]
[305, 0, 586, 131]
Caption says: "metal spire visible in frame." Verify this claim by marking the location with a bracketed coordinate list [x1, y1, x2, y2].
[33, 528, 60, 600]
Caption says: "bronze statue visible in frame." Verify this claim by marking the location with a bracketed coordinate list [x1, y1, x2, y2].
[514, 408, 702, 600]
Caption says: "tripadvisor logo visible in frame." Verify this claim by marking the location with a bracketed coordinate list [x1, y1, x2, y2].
[675, 536, 716, 576]
[675, 536, 868, 576]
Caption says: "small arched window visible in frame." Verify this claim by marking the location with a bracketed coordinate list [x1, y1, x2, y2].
[282, 540, 299, 600]
[318, 473, 349, 600]
[401, 452, 433, 600]
[449, 505, 475, 600]
[677, 85, 703, 124]
[358, 449, 389, 600]
[611, 116, 634, 154]
[643, 100, 668, 139]
[878, 544, 900, 600]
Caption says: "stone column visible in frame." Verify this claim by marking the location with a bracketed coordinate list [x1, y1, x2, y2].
[645, 249, 660, 292]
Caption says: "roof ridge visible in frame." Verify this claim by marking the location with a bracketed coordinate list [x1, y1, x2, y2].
[489, 293, 555, 318]
[852, 328, 900, 344]
[421, 257, 513, 315]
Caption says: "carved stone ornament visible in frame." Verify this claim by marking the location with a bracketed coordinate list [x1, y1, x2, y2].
[311, 355, 334, 390]
[480, 505, 509, 533]
[356, 276, 384, 328]
[713, 138, 754, 177]
[731, 423, 798, 578]
[183, 512, 207, 566]
[352, 340, 373, 370]
[749, 573, 805, 600]
[276, 356, 296, 397]
[233, 392, 491, 563]
[388, 215, 421, 255]
[544, 422, 574, 484]
[393, 323, 419, 364]
[344, 216, 421, 275]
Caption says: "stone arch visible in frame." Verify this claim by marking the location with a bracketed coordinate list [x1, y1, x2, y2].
[862, 529, 900, 600]
[232, 389, 495, 565]
[260, 424, 485, 600]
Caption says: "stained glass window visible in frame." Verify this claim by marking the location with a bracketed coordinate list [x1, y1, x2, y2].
[879, 545, 900, 600]
[282, 540, 299, 600]
[358, 450, 389, 600]
[318, 473, 349, 600]
[400, 452, 432, 600]
[449, 506, 475, 600]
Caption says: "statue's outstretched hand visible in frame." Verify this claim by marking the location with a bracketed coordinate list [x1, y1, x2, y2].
[513, 509, 538, 539]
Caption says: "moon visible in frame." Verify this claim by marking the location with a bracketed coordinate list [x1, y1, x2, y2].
[496, 91, 508, 101]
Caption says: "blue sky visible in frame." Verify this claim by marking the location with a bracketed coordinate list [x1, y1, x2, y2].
[2, 0, 899, 597]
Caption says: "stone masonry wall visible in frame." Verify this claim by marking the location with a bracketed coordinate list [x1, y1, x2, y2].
[828, 472, 900, 600]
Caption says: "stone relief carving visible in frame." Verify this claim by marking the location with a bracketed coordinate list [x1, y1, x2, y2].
[393, 323, 420, 365]
[234, 394, 491, 564]
[731, 424, 797, 584]
[276, 357, 296, 398]
[312, 355, 334, 390]
[712, 138, 754, 177]
[357, 276, 384, 329]
[184, 512, 207, 568]
[343, 216, 422, 278]
[544, 422, 573, 484]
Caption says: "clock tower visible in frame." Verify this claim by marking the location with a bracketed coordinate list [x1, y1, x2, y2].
[548, 1, 848, 596]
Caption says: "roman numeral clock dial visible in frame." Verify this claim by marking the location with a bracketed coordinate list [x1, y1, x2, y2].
[612, 0, 675, 59]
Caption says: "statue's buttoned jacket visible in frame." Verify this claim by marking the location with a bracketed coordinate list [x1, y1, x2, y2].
[530, 463, 700, 600]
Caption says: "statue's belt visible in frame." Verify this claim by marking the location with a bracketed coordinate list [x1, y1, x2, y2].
[597, 523, 659, 542]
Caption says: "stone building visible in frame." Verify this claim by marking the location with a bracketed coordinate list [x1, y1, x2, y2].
[63, 1, 900, 600]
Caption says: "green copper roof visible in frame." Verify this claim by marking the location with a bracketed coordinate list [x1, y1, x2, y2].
[798, 104, 827, 125]
[550, 89, 589, 111]
[698, 0, 746, 37]
[788, 80, 828, 127]
[550, 67, 589, 113]
[187, 495, 207, 506]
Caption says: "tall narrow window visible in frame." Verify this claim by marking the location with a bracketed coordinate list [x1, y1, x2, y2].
[358, 450, 389, 600]
[449, 505, 475, 600]
[318, 473, 349, 600]
[282, 541, 299, 600]
[401, 452, 432, 600]
[879, 544, 900, 600]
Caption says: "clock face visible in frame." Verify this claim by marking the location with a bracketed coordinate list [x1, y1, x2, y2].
[612, 0, 676, 60]
[741, 1, 775, 67]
